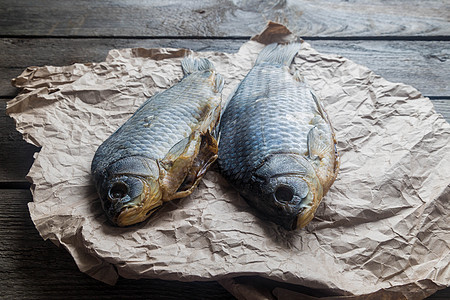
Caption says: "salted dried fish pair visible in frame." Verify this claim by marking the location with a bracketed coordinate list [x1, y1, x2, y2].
[91, 42, 339, 230]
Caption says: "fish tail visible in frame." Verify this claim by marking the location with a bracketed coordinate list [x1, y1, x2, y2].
[214, 73, 224, 93]
[255, 42, 302, 66]
[182, 56, 214, 75]
[182, 56, 224, 93]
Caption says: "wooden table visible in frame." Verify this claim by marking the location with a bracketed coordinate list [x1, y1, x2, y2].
[1, 1, 448, 299]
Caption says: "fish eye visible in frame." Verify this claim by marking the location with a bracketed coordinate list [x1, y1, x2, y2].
[109, 182, 128, 200]
[274, 186, 294, 203]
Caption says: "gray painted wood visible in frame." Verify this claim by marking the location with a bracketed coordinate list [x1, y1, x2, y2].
[1, 38, 449, 97]
[307, 40, 450, 98]
[432, 99, 450, 122]
[0, 100, 39, 182]
[0, 0, 448, 37]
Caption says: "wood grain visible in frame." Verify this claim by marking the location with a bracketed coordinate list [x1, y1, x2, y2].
[0, 0, 448, 37]
[307, 40, 450, 98]
[0, 100, 39, 183]
[1, 38, 449, 97]
[432, 99, 450, 122]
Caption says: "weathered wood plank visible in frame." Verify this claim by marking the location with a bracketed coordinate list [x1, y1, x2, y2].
[1, 38, 449, 97]
[307, 40, 450, 98]
[0, 37, 244, 67]
[0, 100, 39, 183]
[1, 68, 21, 97]
[429, 288, 450, 300]
[432, 99, 450, 122]
[0, 0, 448, 38]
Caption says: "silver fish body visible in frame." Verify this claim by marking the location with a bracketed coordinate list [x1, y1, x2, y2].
[92, 57, 224, 226]
[218, 43, 339, 230]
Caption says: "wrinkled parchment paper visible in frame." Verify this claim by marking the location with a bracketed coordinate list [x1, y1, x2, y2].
[7, 23, 449, 299]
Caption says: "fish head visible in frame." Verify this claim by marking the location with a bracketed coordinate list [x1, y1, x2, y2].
[251, 154, 321, 230]
[96, 156, 162, 226]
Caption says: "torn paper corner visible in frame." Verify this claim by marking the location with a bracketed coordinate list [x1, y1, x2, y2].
[8, 22, 450, 299]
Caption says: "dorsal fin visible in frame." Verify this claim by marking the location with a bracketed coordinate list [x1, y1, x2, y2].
[181, 56, 224, 93]
[293, 70, 305, 83]
[214, 73, 224, 93]
[255, 42, 301, 66]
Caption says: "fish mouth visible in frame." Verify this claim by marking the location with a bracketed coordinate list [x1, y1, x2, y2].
[115, 202, 162, 227]
[264, 168, 320, 230]
[296, 205, 316, 229]
[295, 197, 316, 229]
[272, 204, 314, 230]
[271, 202, 305, 230]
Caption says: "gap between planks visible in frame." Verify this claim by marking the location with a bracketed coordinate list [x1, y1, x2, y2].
[1, 35, 450, 41]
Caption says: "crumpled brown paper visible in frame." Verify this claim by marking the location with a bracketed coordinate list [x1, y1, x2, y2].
[7, 23, 450, 299]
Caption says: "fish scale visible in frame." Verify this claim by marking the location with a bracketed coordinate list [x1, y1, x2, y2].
[218, 42, 339, 230]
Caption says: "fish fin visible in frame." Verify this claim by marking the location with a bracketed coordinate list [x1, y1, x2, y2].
[173, 130, 218, 197]
[307, 126, 332, 162]
[181, 56, 215, 75]
[210, 102, 222, 140]
[307, 124, 339, 193]
[310, 91, 327, 119]
[255, 42, 301, 66]
[159, 130, 218, 201]
[310, 91, 338, 157]
[164, 130, 218, 201]
[293, 70, 305, 83]
[160, 135, 193, 171]
[214, 73, 225, 93]
[181, 56, 224, 93]
[159, 132, 201, 200]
